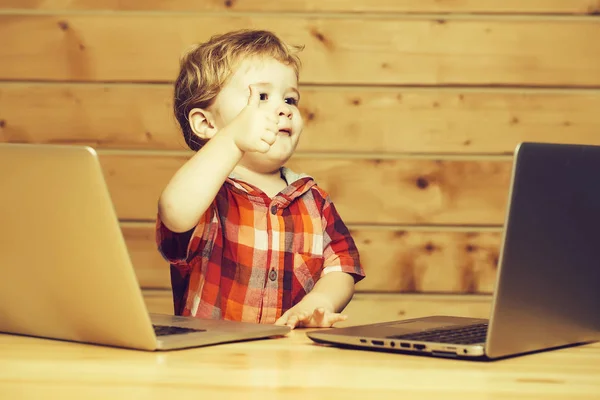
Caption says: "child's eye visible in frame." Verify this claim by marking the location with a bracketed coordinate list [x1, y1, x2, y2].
[259, 93, 268, 101]
[285, 97, 298, 106]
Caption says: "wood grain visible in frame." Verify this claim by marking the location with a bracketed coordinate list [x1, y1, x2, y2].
[99, 153, 512, 224]
[2, 326, 599, 400]
[1, 15, 599, 86]
[335, 293, 493, 327]
[124, 222, 502, 293]
[2, 83, 600, 153]
[1, 0, 599, 14]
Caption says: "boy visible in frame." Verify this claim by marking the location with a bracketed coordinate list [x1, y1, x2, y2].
[156, 29, 365, 329]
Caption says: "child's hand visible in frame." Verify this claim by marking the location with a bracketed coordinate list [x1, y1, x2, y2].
[275, 306, 348, 329]
[223, 83, 279, 154]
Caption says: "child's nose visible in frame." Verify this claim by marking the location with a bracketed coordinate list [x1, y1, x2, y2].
[277, 103, 293, 119]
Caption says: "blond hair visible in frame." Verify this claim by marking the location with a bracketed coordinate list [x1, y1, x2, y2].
[173, 29, 303, 151]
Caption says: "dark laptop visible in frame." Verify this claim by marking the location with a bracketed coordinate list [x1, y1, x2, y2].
[308, 142, 600, 360]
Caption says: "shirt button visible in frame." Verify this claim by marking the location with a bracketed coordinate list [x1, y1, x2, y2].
[270, 205, 277, 215]
[269, 269, 278, 281]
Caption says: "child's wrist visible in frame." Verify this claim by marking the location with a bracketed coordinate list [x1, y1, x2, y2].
[301, 292, 335, 313]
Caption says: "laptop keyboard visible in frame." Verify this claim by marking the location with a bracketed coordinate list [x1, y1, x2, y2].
[152, 325, 206, 336]
[389, 323, 488, 344]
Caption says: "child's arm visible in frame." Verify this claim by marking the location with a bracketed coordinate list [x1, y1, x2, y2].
[158, 130, 242, 233]
[275, 199, 365, 329]
[159, 84, 278, 233]
[275, 271, 355, 328]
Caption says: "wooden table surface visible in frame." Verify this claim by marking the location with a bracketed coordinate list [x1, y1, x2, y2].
[1, 329, 599, 400]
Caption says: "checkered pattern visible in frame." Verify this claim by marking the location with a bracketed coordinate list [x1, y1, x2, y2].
[156, 168, 365, 324]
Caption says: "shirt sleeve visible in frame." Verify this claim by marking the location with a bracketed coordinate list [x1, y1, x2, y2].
[155, 203, 217, 268]
[320, 197, 365, 283]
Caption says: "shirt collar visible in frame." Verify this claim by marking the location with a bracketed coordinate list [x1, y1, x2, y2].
[280, 166, 311, 185]
[226, 167, 315, 204]
[227, 167, 311, 185]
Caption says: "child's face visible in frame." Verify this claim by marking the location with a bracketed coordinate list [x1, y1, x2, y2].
[209, 56, 304, 172]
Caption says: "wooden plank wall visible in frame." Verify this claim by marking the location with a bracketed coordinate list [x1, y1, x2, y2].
[1, 1, 599, 318]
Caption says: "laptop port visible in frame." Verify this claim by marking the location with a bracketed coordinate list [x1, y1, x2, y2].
[360, 339, 367, 343]
[390, 341, 396, 347]
[414, 344, 426, 351]
[400, 342, 411, 348]
[432, 350, 457, 358]
[371, 340, 385, 346]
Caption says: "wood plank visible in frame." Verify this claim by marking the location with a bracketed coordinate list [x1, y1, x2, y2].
[0, 83, 180, 150]
[142, 289, 494, 328]
[1, 0, 598, 14]
[99, 153, 512, 225]
[142, 289, 175, 315]
[125, 222, 502, 293]
[4, 296, 600, 400]
[2, 83, 600, 153]
[336, 293, 493, 328]
[1, 15, 600, 86]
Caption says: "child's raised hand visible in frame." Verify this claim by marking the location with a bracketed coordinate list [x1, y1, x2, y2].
[224, 83, 279, 153]
[275, 307, 348, 329]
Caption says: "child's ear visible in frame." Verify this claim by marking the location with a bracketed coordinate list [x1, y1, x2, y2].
[188, 108, 217, 140]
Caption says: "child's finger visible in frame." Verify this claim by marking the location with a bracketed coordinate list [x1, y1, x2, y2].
[265, 121, 278, 134]
[291, 311, 313, 328]
[262, 131, 277, 145]
[298, 311, 312, 321]
[275, 311, 290, 326]
[254, 140, 271, 153]
[324, 313, 348, 326]
[311, 308, 326, 325]
[247, 83, 269, 107]
[293, 312, 308, 325]
[286, 314, 301, 328]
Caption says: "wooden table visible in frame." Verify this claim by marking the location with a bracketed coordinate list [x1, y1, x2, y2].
[1, 329, 599, 400]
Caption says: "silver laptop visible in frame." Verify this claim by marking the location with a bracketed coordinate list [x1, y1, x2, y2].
[308, 142, 600, 360]
[0, 143, 290, 351]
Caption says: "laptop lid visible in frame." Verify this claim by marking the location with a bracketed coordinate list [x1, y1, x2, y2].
[307, 142, 600, 359]
[485, 142, 600, 358]
[0, 143, 291, 351]
[0, 143, 159, 350]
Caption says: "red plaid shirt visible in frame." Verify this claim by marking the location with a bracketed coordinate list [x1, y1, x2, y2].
[156, 167, 365, 324]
